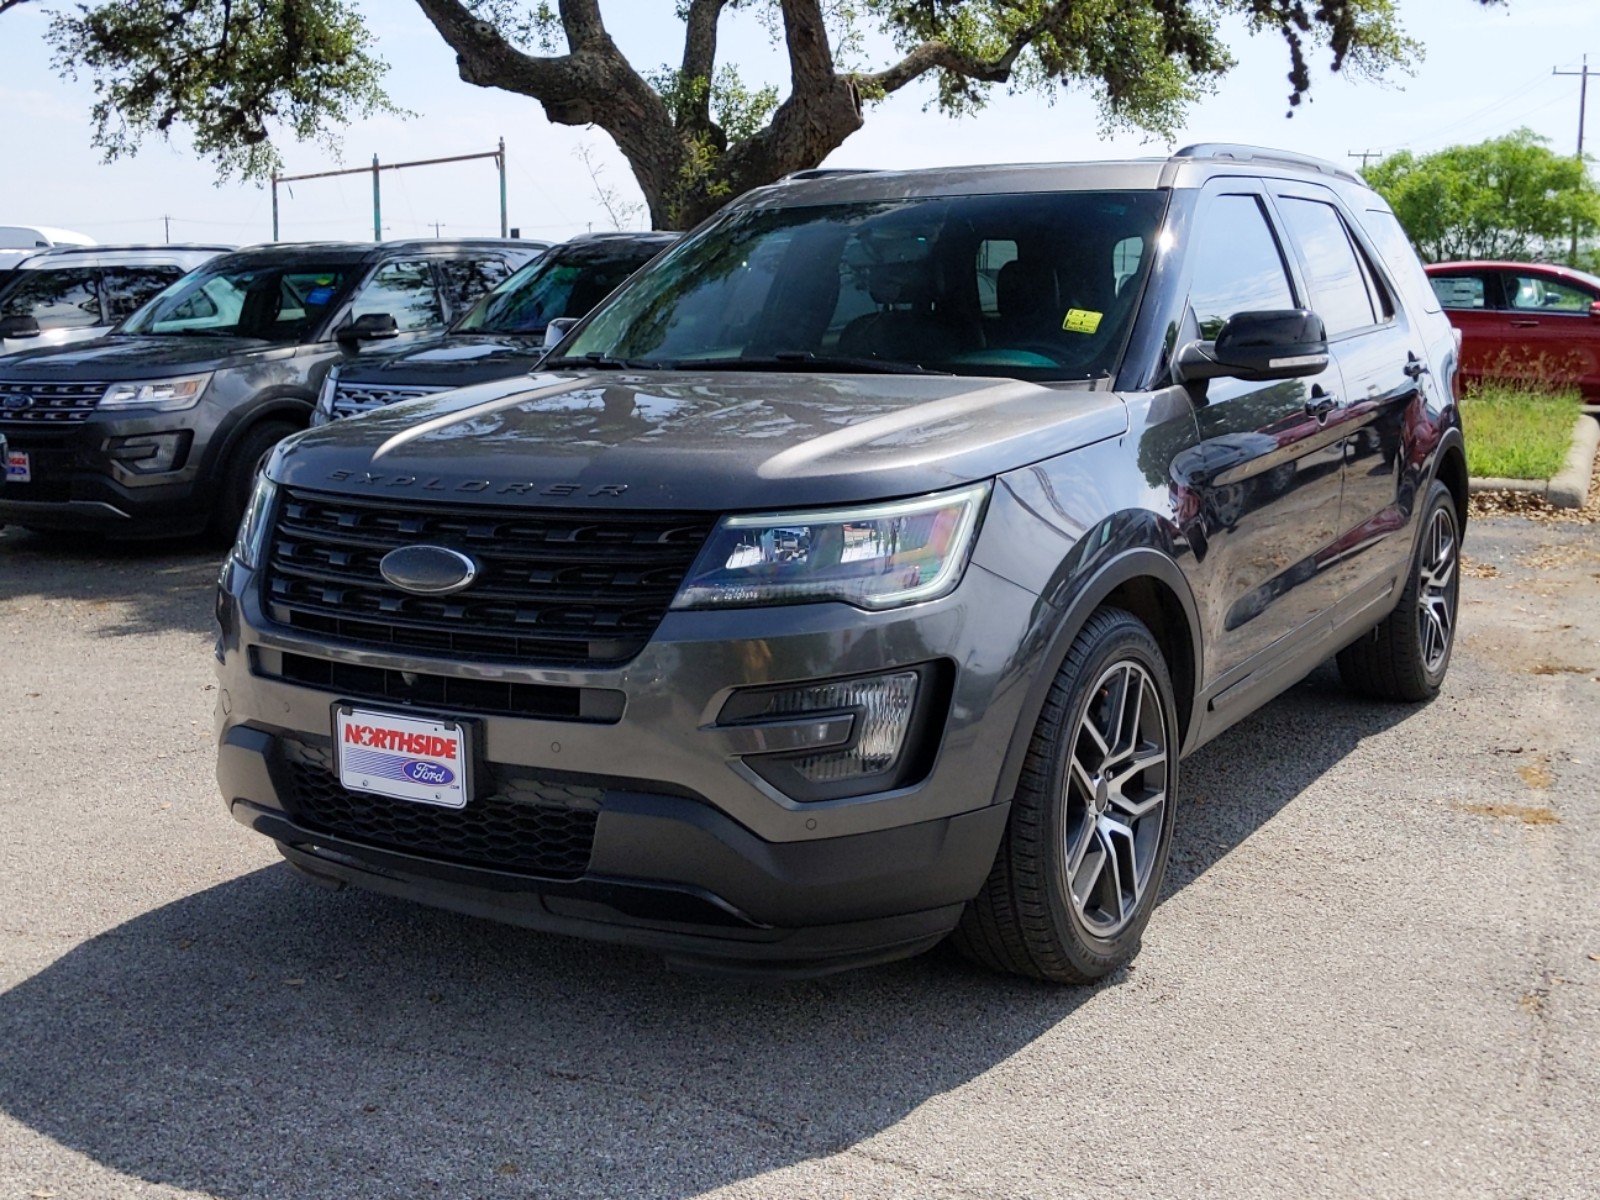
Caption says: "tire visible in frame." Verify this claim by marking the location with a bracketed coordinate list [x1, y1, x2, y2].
[953, 607, 1179, 984]
[1336, 480, 1460, 702]
[208, 420, 299, 541]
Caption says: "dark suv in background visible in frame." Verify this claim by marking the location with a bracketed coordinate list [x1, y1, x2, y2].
[216, 147, 1465, 982]
[313, 232, 676, 424]
[0, 243, 231, 356]
[0, 238, 543, 538]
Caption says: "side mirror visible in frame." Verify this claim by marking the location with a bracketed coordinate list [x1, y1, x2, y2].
[337, 311, 400, 344]
[0, 315, 41, 339]
[1589, 300, 1600, 319]
[1174, 309, 1329, 384]
[543, 317, 578, 349]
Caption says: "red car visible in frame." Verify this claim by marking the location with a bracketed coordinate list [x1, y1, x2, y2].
[1425, 260, 1600, 398]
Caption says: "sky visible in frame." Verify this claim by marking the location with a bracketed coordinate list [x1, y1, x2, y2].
[0, 0, 1595, 248]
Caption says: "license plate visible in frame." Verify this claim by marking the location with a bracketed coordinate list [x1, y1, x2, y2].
[334, 705, 471, 808]
[4, 449, 29, 484]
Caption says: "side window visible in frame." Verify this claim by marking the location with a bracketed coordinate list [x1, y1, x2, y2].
[1505, 273, 1594, 313]
[1187, 194, 1296, 339]
[437, 256, 514, 317]
[1430, 274, 1487, 310]
[351, 260, 443, 332]
[0, 268, 102, 330]
[1276, 197, 1378, 336]
[976, 239, 1019, 317]
[100, 266, 184, 322]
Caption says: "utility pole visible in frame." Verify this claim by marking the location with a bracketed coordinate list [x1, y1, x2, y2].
[371, 153, 383, 242]
[430, 221, 445, 238]
[1347, 149, 1382, 170]
[1554, 54, 1593, 263]
[162, 215, 171, 244]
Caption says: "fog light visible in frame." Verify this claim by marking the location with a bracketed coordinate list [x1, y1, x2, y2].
[721, 667, 943, 801]
[107, 432, 189, 474]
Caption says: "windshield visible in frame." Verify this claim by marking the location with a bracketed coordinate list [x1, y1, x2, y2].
[455, 243, 663, 335]
[120, 261, 357, 342]
[556, 191, 1167, 380]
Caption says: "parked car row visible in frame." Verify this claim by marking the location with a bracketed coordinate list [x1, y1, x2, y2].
[0, 231, 683, 537]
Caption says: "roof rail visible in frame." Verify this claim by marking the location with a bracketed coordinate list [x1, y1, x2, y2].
[1171, 143, 1365, 185]
[781, 168, 879, 183]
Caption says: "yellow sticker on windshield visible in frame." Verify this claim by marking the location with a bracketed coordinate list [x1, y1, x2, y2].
[1063, 308, 1103, 334]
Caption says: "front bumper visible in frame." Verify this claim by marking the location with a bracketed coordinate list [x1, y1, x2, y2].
[0, 412, 209, 536]
[215, 551, 1043, 974]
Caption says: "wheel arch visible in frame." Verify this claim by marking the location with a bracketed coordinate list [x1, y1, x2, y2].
[992, 547, 1204, 811]
[201, 393, 314, 488]
[1433, 428, 1469, 538]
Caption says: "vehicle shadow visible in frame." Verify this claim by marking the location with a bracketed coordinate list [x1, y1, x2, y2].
[0, 526, 221, 639]
[0, 664, 1410, 1199]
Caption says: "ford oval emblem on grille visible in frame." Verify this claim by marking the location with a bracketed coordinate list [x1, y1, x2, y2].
[1, 393, 33, 411]
[379, 545, 479, 596]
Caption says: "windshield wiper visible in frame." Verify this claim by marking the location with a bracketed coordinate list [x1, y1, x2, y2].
[669, 352, 952, 376]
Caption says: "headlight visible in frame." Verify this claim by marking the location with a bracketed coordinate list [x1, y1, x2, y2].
[99, 373, 212, 412]
[232, 473, 277, 569]
[672, 482, 990, 611]
[312, 366, 340, 425]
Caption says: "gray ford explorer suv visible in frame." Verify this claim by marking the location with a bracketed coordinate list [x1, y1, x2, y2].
[0, 238, 542, 538]
[215, 147, 1466, 982]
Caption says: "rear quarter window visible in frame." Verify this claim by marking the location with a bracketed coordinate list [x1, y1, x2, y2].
[1357, 208, 1443, 315]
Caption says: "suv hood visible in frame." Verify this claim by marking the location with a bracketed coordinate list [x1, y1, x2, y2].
[272, 370, 1128, 511]
[0, 334, 297, 378]
[337, 333, 544, 389]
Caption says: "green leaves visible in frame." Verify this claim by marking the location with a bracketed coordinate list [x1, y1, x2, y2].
[1366, 130, 1600, 264]
[49, 0, 398, 180]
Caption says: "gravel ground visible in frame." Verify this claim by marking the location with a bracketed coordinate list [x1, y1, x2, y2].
[0, 515, 1595, 1200]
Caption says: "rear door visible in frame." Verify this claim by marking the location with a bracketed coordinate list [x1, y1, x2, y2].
[1269, 185, 1425, 593]
[1176, 183, 1348, 680]
[1498, 268, 1600, 394]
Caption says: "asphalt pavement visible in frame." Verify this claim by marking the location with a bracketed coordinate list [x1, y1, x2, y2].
[0, 514, 1595, 1200]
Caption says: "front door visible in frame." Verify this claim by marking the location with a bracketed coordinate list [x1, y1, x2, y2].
[1498, 268, 1600, 397]
[1173, 186, 1347, 683]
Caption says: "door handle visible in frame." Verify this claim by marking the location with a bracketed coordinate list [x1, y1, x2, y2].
[1509, 319, 1539, 328]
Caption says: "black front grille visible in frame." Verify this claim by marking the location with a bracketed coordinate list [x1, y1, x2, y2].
[330, 382, 444, 420]
[280, 741, 599, 879]
[0, 381, 105, 425]
[264, 488, 714, 667]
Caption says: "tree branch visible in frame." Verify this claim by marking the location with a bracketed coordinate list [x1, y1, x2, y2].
[777, 0, 837, 97]
[678, 0, 728, 134]
[853, 6, 1062, 98]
